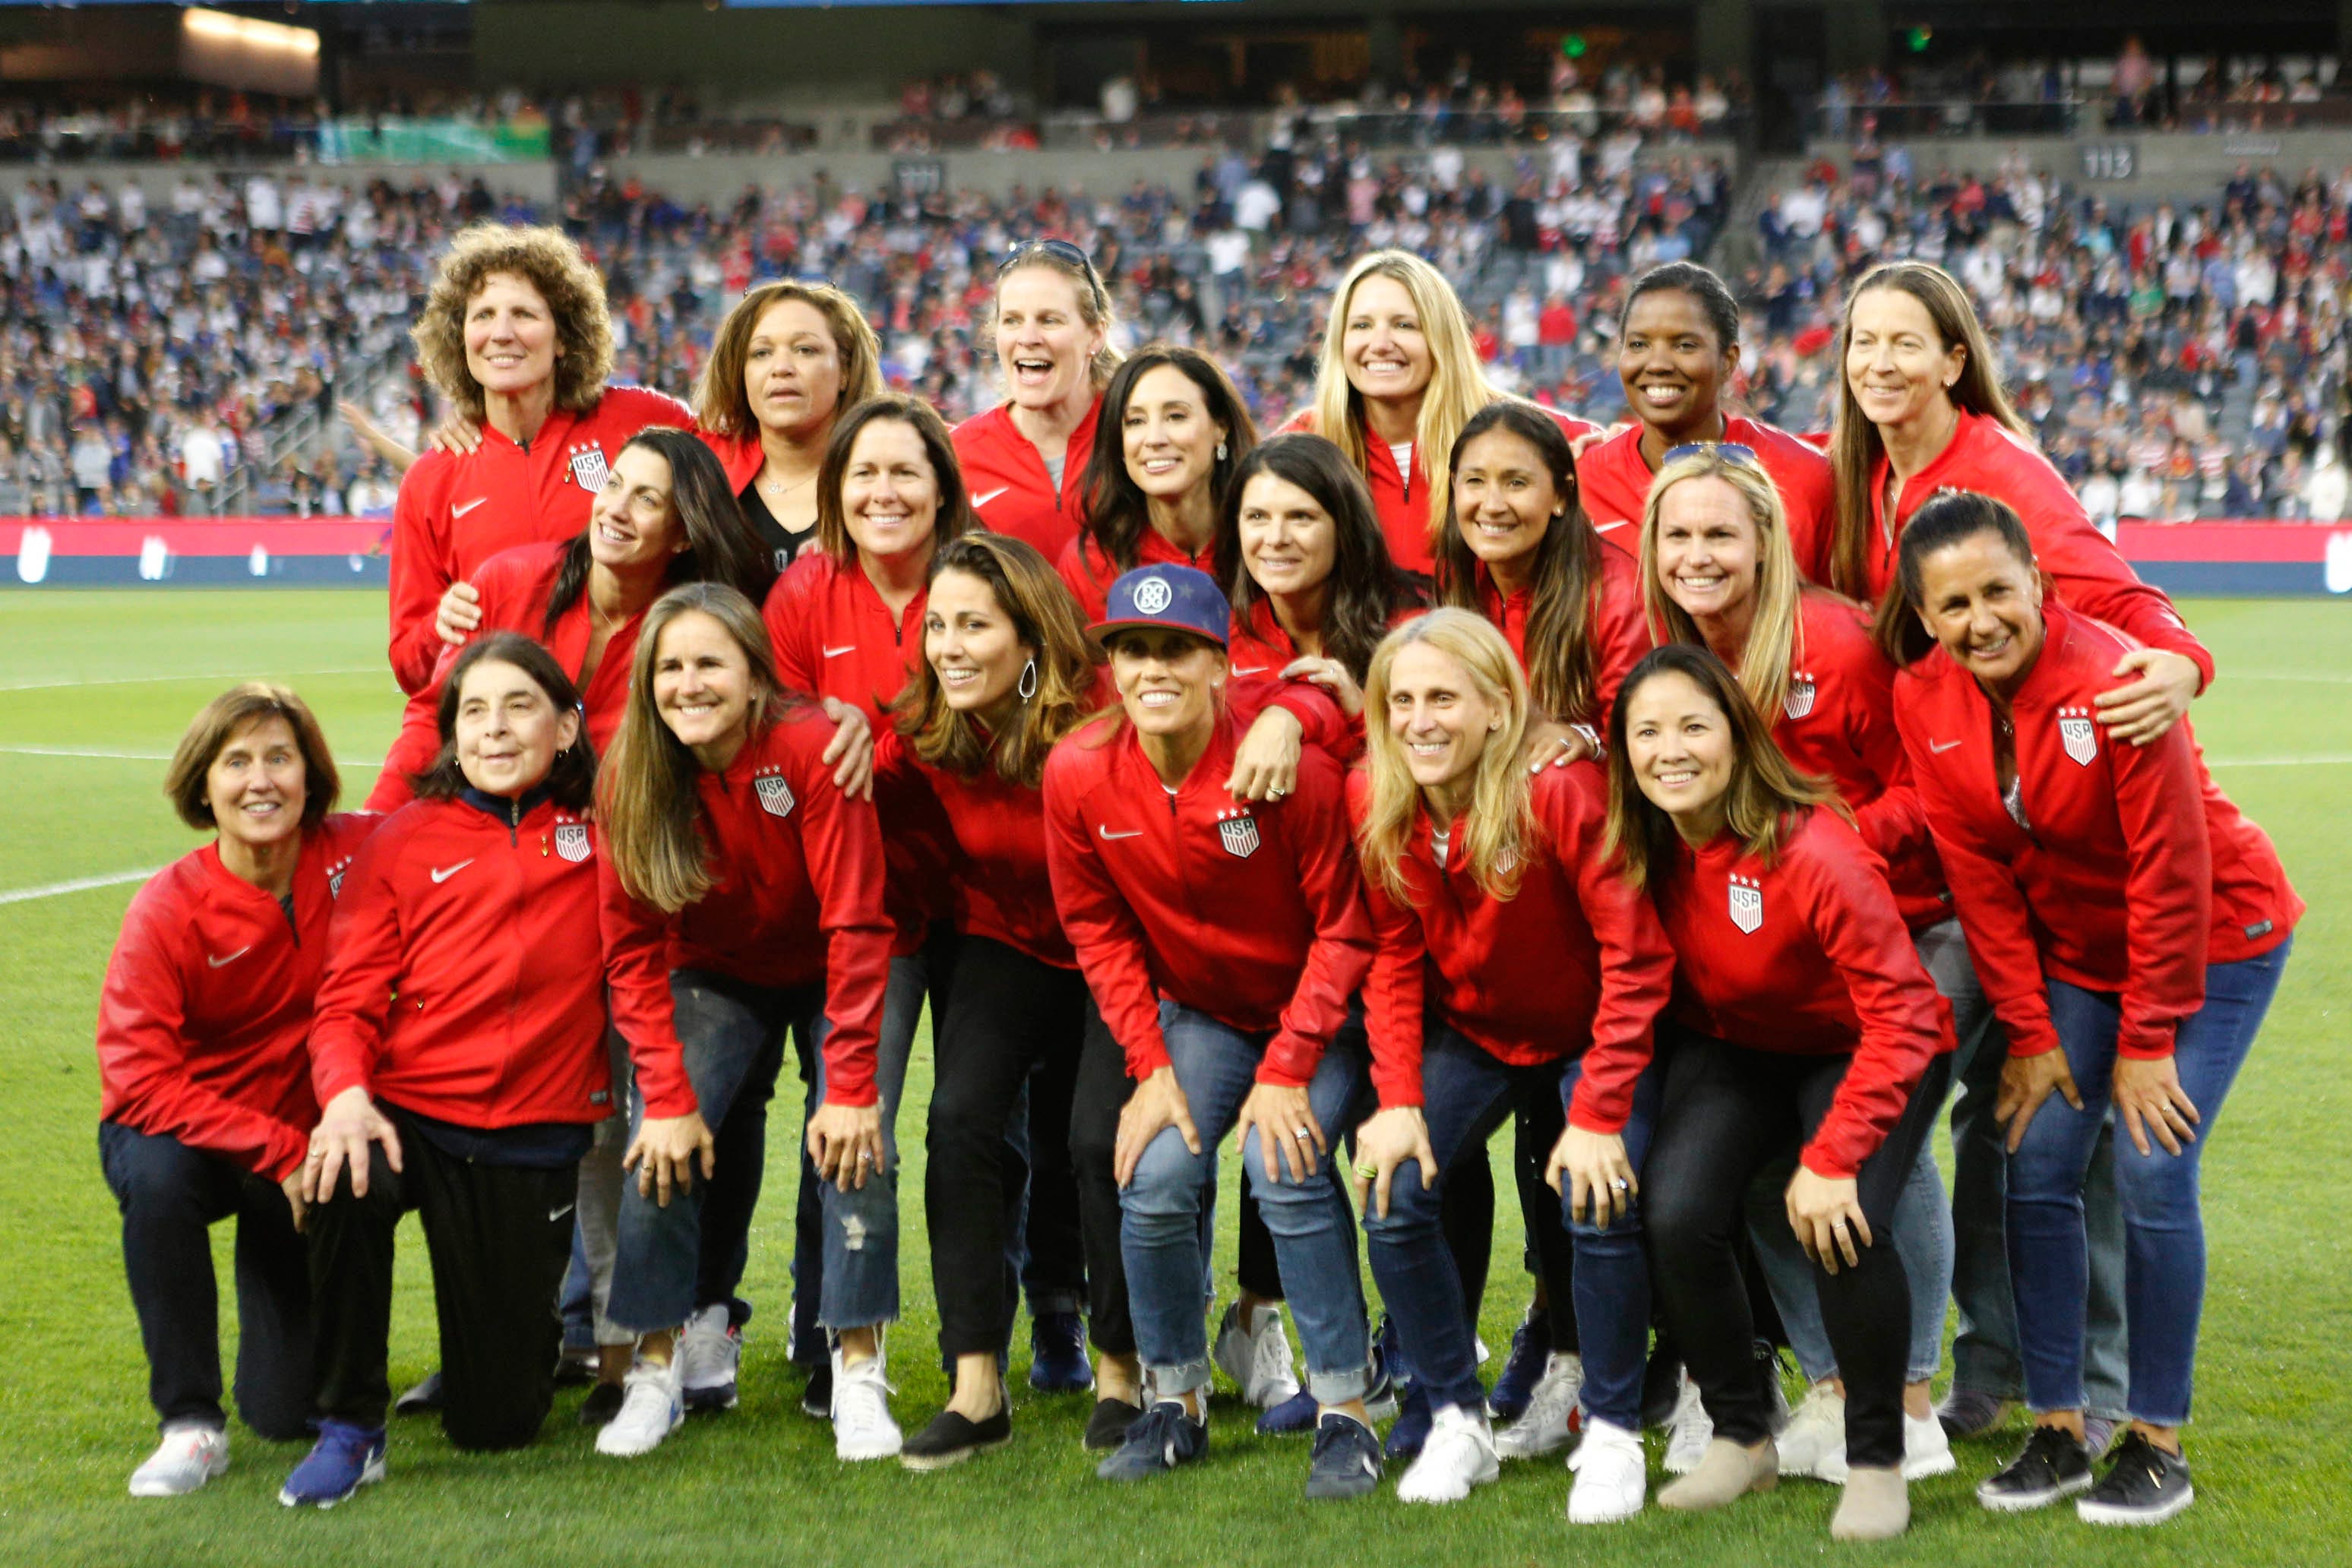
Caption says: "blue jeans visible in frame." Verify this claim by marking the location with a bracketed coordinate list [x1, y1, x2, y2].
[1751, 1139, 1952, 1384]
[1121, 1001, 1374, 1402]
[1929, 919, 2129, 1415]
[2009, 939, 2290, 1425]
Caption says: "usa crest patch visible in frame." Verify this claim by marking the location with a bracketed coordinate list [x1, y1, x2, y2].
[1728, 872, 1762, 934]
[2056, 705, 2098, 767]
[554, 823, 591, 862]
[1784, 672, 1816, 719]
[1216, 807, 1260, 859]
[754, 772, 795, 818]
[567, 443, 610, 491]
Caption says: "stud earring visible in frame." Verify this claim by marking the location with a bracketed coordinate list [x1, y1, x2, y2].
[1216, 441, 1228, 461]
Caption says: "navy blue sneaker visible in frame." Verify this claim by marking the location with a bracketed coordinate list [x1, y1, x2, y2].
[277, 1420, 386, 1508]
[1487, 1307, 1551, 1422]
[1305, 1412, 1383, 1500]
[1095, 1399, 1206, 1481]
[1385, 1381, 1434, 1460]
[1028, 1312, 1093, 1394]
[1257, 1386, 1320, 1435]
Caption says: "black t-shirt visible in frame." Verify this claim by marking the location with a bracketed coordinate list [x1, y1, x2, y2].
[741, 479, 817, 575]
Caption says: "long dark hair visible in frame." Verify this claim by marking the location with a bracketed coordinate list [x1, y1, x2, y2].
[1881, 488, 2041, 668]
[1601, 642, 1841, 895]
[1222, 432, 1421, 683]
[1434, 401, 1606, 723]
[542, 426, 776, 640]
[1077, 345, 1260, 579]
[815, 394, 975, 564]
[412, 632, 596, 808]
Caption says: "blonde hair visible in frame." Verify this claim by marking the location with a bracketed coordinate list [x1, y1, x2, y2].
[598, 583, 797, 913]
[694, 280, 886, 441]
[1639, 450, 1807, 724]
[412, 223, 615, 421]
[1310, 250, 1506, 558]
[994, 245, 1124, 391]
[893, 534, 1101, 790]
[165, 683, 339, 832]
[1826, 261, 2027, 600]
[1358, 609, 1536, 904]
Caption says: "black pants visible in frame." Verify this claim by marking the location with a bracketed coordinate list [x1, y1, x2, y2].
[1645, 1032, 1951, 1469]
[306, 1108, 574, 1449]
[99, 1121, 311, 1439]
[1067, 1006, 1138, 1358]
[928, 937, 1099, 1359]
[1022, 1007, 1089, 1319]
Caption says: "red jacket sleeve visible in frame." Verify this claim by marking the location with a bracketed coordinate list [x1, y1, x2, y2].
[1257, 754, 1376, 1087]
[387, 469, 450, 697]
[1557, 789, 1677, 1135]
[2012, 458, 2215, 691]
[1796, 840, 1951, 1180]
[594, 847, 698, 1121]
[794, 738, 896, 1108]
[307, 820, 408, 1108]
[365, 672, 447, 813]
[96, 899, 309, 1182]
[1231, 678, 1351, 762]
[762, 558, 823, 698]
[1350, 779, 1429, 1111]
[1838, 637, 1931, 865]
[2109, 722, 2214, 1060]
[1043, 744, 1173, 1079]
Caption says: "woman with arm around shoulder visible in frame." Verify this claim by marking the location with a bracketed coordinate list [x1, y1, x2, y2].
[1042, 564, 1383, 1497]
[1611, 643, 1955, 1543]
[1576, 261, 1835, 574]
[1828, 259, 2209, 743]
[1886, 492, 2300, 1527]
[592, 583, 898, 1462]
[98, 685, 375, 1497]
[390, 223, 692, 693]
[283, 636, 625, 1505]
[1349, 609, 1675, 1518]
[1289, 250, 1598, 577]
[1059, 343, 1257, 622]
[878, 535, 1143, 1464]
[1640, 445, 1965, 1474]
[954, 238, 1121, 561]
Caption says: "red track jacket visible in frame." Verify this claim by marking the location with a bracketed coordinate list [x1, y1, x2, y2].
[953, 398, 1102, 564]
[1576, 414, 1835, 583]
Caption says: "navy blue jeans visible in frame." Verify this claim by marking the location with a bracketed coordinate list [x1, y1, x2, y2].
[99, 1121, 311, 1438]
[2009, 939, 2290, 1425]
[1121, 1002, 1375, 1402]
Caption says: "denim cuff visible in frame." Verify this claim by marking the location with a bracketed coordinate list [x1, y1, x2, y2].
[1305, 1361, 1372, 1405]
[1026, 1290, 1086, 1319]
[1147, 1358, 1214, 1399]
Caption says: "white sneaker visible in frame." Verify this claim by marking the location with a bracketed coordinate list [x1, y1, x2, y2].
[128, 1424, 228, 1497]
[1394, 1404, 1499, 1504]
[1663, 1375, 1713, 1475]
[1494, 1351, 1583, 1459]
[677, 1304, 740, 1412]
[596, 1358, 684, 1457]
[831, 1345, 903, 1462]
[1902, 1409, 1958, 1479]
[1567, 1418, 1649, 1524]
[1212, 1300, 1301, 1409]
[1776, 1381, 1847, 1479]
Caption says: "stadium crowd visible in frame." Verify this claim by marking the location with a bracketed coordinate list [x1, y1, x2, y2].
[89, 155, 2300, 1546]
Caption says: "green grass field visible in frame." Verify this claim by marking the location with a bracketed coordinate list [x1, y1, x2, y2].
[2, 590, 2347, 1566]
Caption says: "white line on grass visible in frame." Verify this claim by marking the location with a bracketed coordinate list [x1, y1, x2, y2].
[0, 868, 158, 906]
[0, 666, 381, 693]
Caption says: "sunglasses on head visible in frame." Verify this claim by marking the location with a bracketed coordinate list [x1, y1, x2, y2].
[999, 237, 1093, 273]
[1662, 441, 1760, 466]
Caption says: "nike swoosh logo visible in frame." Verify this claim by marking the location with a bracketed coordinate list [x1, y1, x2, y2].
[207, 946, 252, 969]
[1099, 826, 1143, 840]
[548, 1203, 575, 1223]
[1230, 665, 1269, 676]
[823, 646, 857, 658]
[1593, 519, 1628, 533]
[973, 486, 1010, 509]
[453, 496, 488, 518]
[430, 859, 474, 883]
[1930, 738, 1963, 754]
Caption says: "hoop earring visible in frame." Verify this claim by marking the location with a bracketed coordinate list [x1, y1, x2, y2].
[1018, 658, 1038, 701]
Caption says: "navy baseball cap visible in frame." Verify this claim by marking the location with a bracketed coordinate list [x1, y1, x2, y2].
[1091, 564, 1230, 649]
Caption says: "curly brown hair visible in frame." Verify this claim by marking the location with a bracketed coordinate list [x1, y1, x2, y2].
[412, 223, 615, 421]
